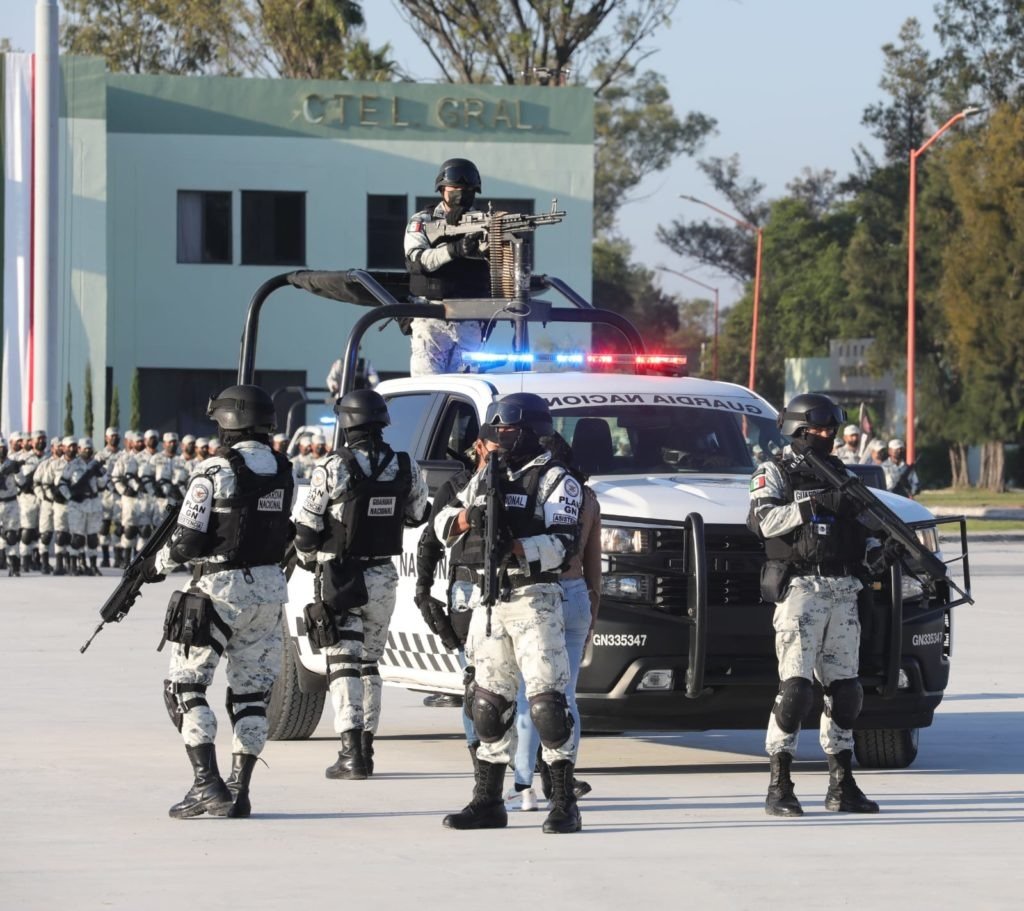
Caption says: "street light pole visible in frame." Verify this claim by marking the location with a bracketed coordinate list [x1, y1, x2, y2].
[658, 266, 719, 379]
[906, 106, 982, 465]
[679, 195, 763, 390]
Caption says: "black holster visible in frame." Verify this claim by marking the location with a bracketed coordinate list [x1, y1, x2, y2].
[159, 590, 224, 657]
[303, 560, 369, 649]
[760, 560, 793, 604]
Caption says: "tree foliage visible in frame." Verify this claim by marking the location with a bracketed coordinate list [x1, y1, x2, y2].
[63, 383, 74, 437]
[110, 384, 121, 429]
[130, 370, 141, 432]
[84, 363, 95, 441]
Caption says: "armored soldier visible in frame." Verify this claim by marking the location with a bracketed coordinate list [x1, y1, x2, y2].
[293, 389, 429, 780]
[77, 437, 105, 575]
[52, 437, 90, 575]
[95, 427, 122, 567]
[17, 431, 47, 572]
[309, 431, 328, 461]
[884, 439, 920, 498]
[748, 393, 883, 818]
[403, 157, 488, 376]
[33, 437, 62, 573]
[141, 385, 295, 819]
[193, 437, 211, 466]
[291, 434, 314, 480]
[833, 424, 862, 464]
[153, 432, 188, 517]
[0, 436, 21, 574]
[111, 432, 145, 563]
[435, 393, 584, 834]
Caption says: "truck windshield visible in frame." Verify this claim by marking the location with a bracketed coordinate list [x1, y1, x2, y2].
[549, 405, 785, 476]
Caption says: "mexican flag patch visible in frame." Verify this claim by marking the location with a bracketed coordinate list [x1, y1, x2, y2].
[749, 474, 766, 492]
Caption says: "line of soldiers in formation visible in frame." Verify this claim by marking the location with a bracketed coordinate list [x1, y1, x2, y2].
[0, 428, 225, 577]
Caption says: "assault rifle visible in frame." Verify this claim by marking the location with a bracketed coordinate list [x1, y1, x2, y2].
[422, 199, 566, 249]
[479, 451, 507, 609]
[799, 447, 972, 603]
[1, 460, 21, 477]
[68, 461, 105, 501]
[79, 502, 182, 653]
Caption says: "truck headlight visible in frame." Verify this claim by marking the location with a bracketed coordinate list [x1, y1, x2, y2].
[601, 574, 651, 601]
[601, 527, 651, 554]
[915, 526, 939, 553]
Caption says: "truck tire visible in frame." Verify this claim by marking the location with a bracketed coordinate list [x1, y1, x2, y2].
[266, 620, 327, 741]
[853, 727, 919, 769]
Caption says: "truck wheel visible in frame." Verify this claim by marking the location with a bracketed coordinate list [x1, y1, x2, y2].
[266, 620, 327, 741]
[853, 728, 919, 769]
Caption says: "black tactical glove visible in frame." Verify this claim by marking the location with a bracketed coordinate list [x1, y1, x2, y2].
[811, 489, 845, 515]
[140, 553, 166, 583]
[449, 233, 484, 259]
[415, 589, 460, 651]
[465, 504, 485, 530]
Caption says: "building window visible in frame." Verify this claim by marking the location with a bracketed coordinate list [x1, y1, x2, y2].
[177, 190, 231, 264]
[241, 191, 306, 266]
[367, 194, 408, 269]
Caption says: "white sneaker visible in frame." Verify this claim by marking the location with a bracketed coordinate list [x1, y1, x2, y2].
[504, 787, 539, 811]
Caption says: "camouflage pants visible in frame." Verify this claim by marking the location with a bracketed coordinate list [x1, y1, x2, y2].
[409, 319, 482, 376]
[325, 563, 397, 734]
[167, 599, 283, 755]
[100, 489, 118, 546]
[17, 493, 38, 559]
[1, 498, 18, 556]
[54, 501, 86, 555]
[469, 584, 573, 766]
[765, 574, 863, 756]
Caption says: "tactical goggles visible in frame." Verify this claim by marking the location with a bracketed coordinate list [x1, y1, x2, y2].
[437, 165, 477, 187]
[791, 403, 846, 429]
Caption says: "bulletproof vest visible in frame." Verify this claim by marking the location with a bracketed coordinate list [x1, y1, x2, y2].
[453, 461, 555, 569]
[408, 211, 491, 299]
[763, 456, 862, 570]
[323, 444, 412, 559]
[204, 447, 295, 569]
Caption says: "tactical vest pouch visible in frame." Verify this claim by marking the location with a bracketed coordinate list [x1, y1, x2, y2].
[760, 560, 793, 604]
[303, 598, 342, 649]
[323, 558, 369, 615]
[158, 590, 226, 658]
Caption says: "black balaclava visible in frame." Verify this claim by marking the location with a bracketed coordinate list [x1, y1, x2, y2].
[791, 430, 835, 458]
[444, 188, 476, 225]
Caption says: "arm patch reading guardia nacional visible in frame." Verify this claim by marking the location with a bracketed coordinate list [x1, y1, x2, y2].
[179, 476, 214, 532]
[302, 466, 329, 516]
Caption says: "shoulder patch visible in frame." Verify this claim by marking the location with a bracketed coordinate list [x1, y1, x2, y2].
[564, 476, 581, 499]
[302, 465, 330, 516]
[407, 219, 424, 234]
[750, 474, 767, 492]
[179, 476, 214, 532]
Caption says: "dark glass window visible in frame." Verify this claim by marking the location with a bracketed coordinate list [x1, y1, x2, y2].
[367, 194, 408, 269]
[177, 190, 231, 264]
[241, 191, 306, 265]
[381, 393, 435, 455]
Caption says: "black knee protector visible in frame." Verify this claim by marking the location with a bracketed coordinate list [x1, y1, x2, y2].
[4, 530, 18, 546]
[56, 531, 72, 547]
[124, 525, 140, 541]
[529, 691, 573, 748]
[294, 523, 322, 555]
[470, 687, 515, 743]
[825, 678, 864, 729]
[773, 676, 814, 734]
[87, 533, 99, 549]
[163, 679, 209, 732]
[71, 534, 86, 550]
[225, 687, 270, 727]
[139, 524, 153, 539]
[21, 528, 39, 545]
[39, 530, 52, 545]
[112, 520, 124, 537]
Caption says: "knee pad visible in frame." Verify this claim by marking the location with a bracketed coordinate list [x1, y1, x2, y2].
[4, 530, 18, 546]
[773, 676, 814, 734]
[163, 679, 209, 732]
[294, 523, 322, 555]
[40, 530, 52, 545]
[124, 525, 140, 541]
[71, 534, 86, 550]
[470, 687, 515, 743]
[87, 533, 99, 549]
[21, 528, 39, 546]
[825, 678, 863, 729]
[112, 521, 124, 537]
[225, 687, 270, 726]
[139, 524, 153, 539]
[56, 531, 72, 547]
[529, 691, 573, 748]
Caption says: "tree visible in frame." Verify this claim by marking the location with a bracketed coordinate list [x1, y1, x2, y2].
[83, 363, 95, 442]
[130, 369, 141, 432]
[64, 383, 74, 437]
[110, 384, 121, 429]
[935, 105, 1024, 490]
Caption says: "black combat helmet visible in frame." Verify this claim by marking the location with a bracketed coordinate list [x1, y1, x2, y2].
[334, 389, 390, 430]
[435, 158, 482, 193]
[777, 393, 845, 439]
[484, 392, 554, 436]
[206, 384, 276, 432]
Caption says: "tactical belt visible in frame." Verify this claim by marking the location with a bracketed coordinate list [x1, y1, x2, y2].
[454, 566, 560, 588]
[795, 562, 855, 578]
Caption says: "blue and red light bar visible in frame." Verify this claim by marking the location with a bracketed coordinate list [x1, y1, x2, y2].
[464, 351, 687, 374]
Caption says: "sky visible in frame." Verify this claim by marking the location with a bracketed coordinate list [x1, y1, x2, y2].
[4, 0, 944, 306]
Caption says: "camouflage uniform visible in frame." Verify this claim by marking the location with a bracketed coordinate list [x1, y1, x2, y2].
[16, 447, 43, 564]
[53, 446, 90, 569]
[95, 442, 121, 564]
[435, 450, 582, 767]
[0, 445, 20, 568]
[154, 441, 290, 756]
[295, 445, 429, 735]
[33, 448, 60, 565]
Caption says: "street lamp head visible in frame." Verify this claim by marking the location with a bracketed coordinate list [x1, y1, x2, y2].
[962, 105, 984, 117]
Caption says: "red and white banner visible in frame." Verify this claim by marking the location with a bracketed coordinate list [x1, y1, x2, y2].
[2, 52, 33, 434]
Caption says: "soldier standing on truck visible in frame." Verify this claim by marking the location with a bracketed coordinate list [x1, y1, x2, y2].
[748, 393, 887, 818]
[403, 157, 489, 376]
[139, 384, 295, 819]
[434, 393, 584, 835]
[293, 389, 429, 780]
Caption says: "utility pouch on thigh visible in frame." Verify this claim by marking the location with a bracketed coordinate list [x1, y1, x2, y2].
[322, 558, 369, 622]
[760, 560, 793, 604]
[158, 590, 224, 658]
[304, 598, 342, 649]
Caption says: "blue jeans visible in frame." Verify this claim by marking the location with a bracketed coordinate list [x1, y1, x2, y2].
[458, 648, 477, 744]
[513, 578, 591, 786]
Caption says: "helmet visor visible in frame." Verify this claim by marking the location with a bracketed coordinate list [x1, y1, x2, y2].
[438, 163, 478, 188]
[487, 401, 529, 426]
[793, 403, 846, 429]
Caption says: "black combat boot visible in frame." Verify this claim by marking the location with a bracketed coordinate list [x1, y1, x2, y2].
[468, 740, 481, 779]
[0, 550, 6, 570]
[40, 552, 52, 574]
[113, 546, 124, 569]
[542, 761, 582, 834]
[825, 750, 880, 813]
[8, 554, 19, 577]
[53, 553, 66, 576]
[325, 730, 368, 780]
[361, 731, 375, 776]
[168, 743, 233, 819]
[31, 551, 42, 571]
[443, 760, 508, 830]
[101, 545, 110, 568]
[89, 555, 101, 576]
[70, 554, 82, 576]
[209, 753, 258, 819]
[766, 752, 803, 817]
